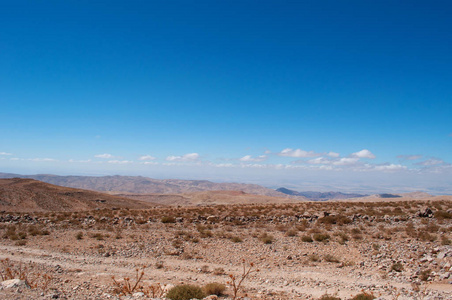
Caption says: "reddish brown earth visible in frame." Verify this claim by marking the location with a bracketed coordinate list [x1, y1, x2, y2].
[0, 179, 451, 299]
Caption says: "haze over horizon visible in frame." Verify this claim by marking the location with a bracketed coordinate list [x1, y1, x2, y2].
[1, 1, 451, 195]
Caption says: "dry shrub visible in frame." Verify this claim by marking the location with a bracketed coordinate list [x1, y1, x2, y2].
[166, 284, 205, 300]
[111, 266, 146, 295]
[309, 254, 320, 262]
[319, 293, 341, 300]
[227, 260, 259, 300]
[419, 269, 431, 281]
[313, 232, 330, 242]
[435, 210, 452, 220]
[213, 267, 225, 275]
[155, 261, 164, 269]
[301, 235, 313, 243]
[200, 265, 209, 273]
[441, 236, 451, 245]
[391, 262, 404, 272]
[285, 228, 298, 237]
[230, 236, 243, 243]
[324, 254, 340, 263]
[203, 282, 226, 296]
[336, 232, 349, 244]
[259, 233, 274, 244]
[143, 283, 164, 298]
[351, 291, 375, 300]
[161, 216, 176, 223]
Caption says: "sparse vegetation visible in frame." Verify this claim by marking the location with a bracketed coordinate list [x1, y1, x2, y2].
[166, 284, 205, 300]
[259, 233, 274, 244]
[391, 262, 404, 272]
[324, 254, 340, 263]
[161, 216, 176, 223]
[419, 269, 432, 281]
[319, 293, 342, 300]
[301, 235, 313, 242]
[351, 291, 376, 300]
[203, 282, 226, 296]
[313, 232, 330, 242]
[227, 260, 259, 300]
[75, 232, 83, 240]
[230, 236, 243, 243]
[0, 194, 451, 299]
[111, 265, 147, 296]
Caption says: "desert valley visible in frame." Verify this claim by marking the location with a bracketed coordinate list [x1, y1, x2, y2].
[0, 175, 450, 300]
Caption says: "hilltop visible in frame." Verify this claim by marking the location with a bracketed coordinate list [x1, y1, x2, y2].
[0, 178, 157, 212]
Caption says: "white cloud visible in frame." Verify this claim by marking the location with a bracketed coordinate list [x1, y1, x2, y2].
[333, 157, 360, 166]
[139, 155, 156, 161]
[351, 149, 376, 159]
[69, 159, 92, 163]
[142, 161, 159, 165]
[416, 158, 445, 166]
[327, 152, 340, 158]
[278, 148, 321, 158]
[28, 158, 58, 162]
[107, 160, 133, 164]
[240, 163, 268, 169]
[307, 157, 331, 164]
[0, 152, 12, 155]
[214, 163, 235, 168]
[166, 153, 200, 162]
[95, 153, 114, 159]
[373, 164, 407, 171]
[239, 155, 267, 162]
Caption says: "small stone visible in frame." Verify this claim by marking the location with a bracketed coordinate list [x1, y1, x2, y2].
[1, 279, 29, 289]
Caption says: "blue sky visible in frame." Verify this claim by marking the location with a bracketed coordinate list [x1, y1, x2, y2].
[1, 1, 451, 194]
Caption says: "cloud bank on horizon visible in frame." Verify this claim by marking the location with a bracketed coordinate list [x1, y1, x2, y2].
[2, 147, 449, 173]
[1, 146, 451, 194]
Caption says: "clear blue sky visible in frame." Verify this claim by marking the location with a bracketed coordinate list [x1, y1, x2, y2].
[1, 1, 451, 194]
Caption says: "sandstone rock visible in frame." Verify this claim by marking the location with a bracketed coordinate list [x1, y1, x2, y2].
[1, 279, 29, 289]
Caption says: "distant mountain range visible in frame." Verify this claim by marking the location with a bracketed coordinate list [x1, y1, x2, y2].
[0, 172, 303, 199]
[276, 187, 367, 200]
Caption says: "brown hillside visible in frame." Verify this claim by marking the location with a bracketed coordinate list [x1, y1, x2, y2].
[115, 190, 304, 206]
[0, 173, 305, 199]
[0, 178, 158, 212]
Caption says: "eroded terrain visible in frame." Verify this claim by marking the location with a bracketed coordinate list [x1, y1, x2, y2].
[0, 200, 451, 299]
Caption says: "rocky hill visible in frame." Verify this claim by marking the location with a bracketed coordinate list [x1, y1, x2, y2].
[0, 178, 157, 212]
[0, 173, 301, 199]
[276, 187, 366, 200]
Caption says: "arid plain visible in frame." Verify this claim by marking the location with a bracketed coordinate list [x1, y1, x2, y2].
[0, 177, 451, 300]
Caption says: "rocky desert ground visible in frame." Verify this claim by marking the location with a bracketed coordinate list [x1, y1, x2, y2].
[0, 190, 451, 300]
